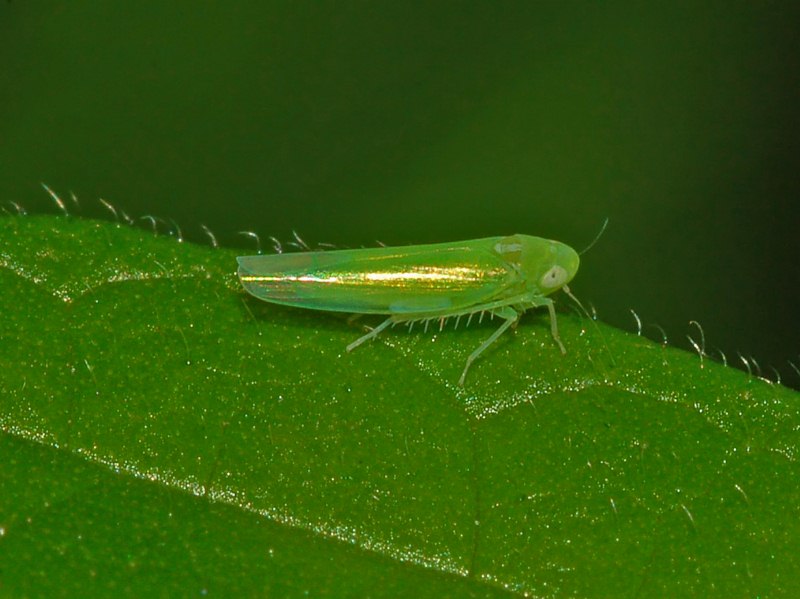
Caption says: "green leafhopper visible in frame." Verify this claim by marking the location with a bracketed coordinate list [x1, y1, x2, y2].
[237, 234, 580, 385]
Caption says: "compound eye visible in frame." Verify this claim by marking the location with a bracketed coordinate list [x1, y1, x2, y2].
[540, 265, 568, 289]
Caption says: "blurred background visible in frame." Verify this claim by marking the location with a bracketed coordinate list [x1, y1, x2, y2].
[2, 2, 799, 386]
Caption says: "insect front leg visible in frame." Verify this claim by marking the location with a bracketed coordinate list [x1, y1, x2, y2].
[519, 295, 567, 354]
[542, 297, 566, 354]
[459, 306, 520, 386]
[346, 316, 395, 352]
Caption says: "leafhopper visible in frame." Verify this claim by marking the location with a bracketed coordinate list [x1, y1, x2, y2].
[237, 234, 580, 385]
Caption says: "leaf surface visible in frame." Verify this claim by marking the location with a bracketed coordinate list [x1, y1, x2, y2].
[1, 216, 798, 597]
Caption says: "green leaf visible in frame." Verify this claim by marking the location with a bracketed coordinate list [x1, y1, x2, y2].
[1, 216, 798, 597]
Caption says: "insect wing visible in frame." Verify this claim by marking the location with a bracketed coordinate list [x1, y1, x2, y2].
[237, 238, 515, 315]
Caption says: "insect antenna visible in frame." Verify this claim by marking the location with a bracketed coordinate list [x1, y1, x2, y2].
[579, 218, 609, 255]
[561, 285, 589, 320]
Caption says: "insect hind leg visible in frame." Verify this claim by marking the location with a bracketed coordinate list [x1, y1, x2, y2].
[458, 306, 520, 386]
[347, 317, 395, 352]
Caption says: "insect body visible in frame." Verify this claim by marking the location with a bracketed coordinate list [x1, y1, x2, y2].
[237, 235, 580, 385]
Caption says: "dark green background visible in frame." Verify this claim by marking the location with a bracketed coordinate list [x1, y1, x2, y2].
[2, 2, 799, 384]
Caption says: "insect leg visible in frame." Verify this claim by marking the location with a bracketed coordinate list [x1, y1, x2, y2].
[458, 306, 519, 386]
[544, 298, 566, 354]
[346, 317, 394, 352]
